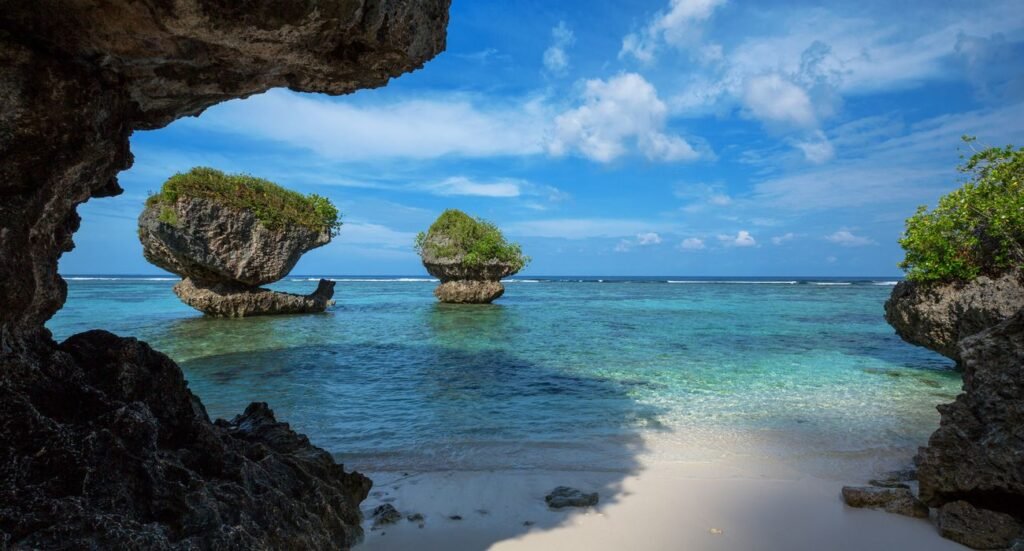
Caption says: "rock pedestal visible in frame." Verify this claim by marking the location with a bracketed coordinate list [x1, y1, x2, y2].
[421, 246, 519, 304]
[139, 196, 334, 316]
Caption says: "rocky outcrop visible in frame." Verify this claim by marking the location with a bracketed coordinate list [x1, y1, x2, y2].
[0, 330, 372, 549]
[139, 197, 331, 287]
[0, 1, 449, 547]
[139, 197, 333, 316]
[885, 273, 1024, 547]
[916, 310, 1024, 517]
[174, 277, 336, 317]
[884, 272, 1024, 362]
[420, 235, 522, 304]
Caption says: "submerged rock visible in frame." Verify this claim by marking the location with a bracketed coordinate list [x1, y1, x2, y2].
[417, 210, 527, 304]
[841, 486, 929, 518]
[0, 331, 372, 549]
[545, 486, 600, 509]
[937, 501, 1023, 550]
[884, 272, 1024, 362]
[174, 277, 336, 318]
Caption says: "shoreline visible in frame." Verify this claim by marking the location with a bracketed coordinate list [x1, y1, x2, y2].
[354, 436, 965, 551]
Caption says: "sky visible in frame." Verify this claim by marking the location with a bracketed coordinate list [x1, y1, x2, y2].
[62, 0, 1024, 277]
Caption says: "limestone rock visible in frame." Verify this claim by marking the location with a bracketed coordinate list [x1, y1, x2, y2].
[545, 486, 599, 509]
[937, 501, 1023, 550]
[840, 486, 929, 518]
[139, 197, 330, 287]
[917, 309, 1024, 512]
[884, 272, 1024, 362]
[371, 504, 402, 528]
[174, 277, 335, 317]
[0, 1, 450, 547]
[434, 280, 505, 304]
[0, 330, 372, 549]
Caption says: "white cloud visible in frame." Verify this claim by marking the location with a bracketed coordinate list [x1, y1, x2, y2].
[507, 218, 676, 239]
[791, 131, 835, 163]
[825, 230, 875, 247]
[718, 230, 757, 247]
[679, 237, 706, 250]
[337, 222, 417, 249]
[426, 177, 521, 198]
[543, 21, 575, 75]
[620, 0, 726, 63]
[187, 89, 548, 161]
[637, 232, 663, 245]
[771, 233, 795, 245]
[548, 73, 701, 163]
[743, 74, 817, 128]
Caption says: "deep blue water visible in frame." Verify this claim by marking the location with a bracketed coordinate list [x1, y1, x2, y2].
[48, 275, 959, 476]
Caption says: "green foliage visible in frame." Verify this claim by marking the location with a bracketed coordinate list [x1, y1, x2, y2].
[415, 209, 529, 270]
[898, 137, 1024, 282]
[157, 206, 179, 226]
[147, 167, 342, 236]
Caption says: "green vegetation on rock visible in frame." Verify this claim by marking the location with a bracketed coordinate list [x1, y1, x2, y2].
[147, 167, 341, 235]
[899, 137, 1024, 282]
[415, 209, 529, 270]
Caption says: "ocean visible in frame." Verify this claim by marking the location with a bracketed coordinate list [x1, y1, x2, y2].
[48, 275, 959, 479]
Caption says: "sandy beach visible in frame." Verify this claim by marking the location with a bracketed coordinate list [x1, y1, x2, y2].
[357, 435, 965, 551]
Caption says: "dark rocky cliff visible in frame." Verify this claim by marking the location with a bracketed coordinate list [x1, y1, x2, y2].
[0, 1, 450, 547]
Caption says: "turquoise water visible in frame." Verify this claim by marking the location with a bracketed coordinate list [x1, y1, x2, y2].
[48, 276, 959, 477]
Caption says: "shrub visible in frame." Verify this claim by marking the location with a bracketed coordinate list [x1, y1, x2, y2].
[898, 137, 1024, 282]
[147, 167, 342, 236]
[415, 209, 529, 270]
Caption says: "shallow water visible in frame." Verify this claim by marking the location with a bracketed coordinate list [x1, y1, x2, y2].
[49, 276, 959, 477]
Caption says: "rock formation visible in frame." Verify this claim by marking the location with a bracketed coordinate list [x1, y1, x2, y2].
[885, 275, 1024, 548]
[0, 1, 449, 548]
[138, 188, 334, 317]
[884, 272, 1024, 362]
[417, 209, 528, 303]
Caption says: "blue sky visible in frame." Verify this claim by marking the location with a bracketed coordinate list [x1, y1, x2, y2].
[63, 0, 1024, 276]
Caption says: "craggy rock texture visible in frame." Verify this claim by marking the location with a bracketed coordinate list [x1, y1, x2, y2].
[886, 273, 1024, 547]
[917, 310, 1024, 518]
[420, 236, 520, 304]
[434, 280, 506, 304]
[139, 197, 330, 287]
[1, 0, 449, 547]
[174, 277, 336, 317]
[544, 486, 600, 509]
[840, 486, 929, 518]
[884, 272, 1024, 362]
[0, 330, 372, 549]
[0, 0, 450, 337]
[937, 501, 1024, 550]
[139, 197, 334, 316]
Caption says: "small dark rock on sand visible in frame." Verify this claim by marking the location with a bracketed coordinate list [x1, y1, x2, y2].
[545, 486, 600, 509]
[372, 504, 402, 528]
[841, 486, 929, 518]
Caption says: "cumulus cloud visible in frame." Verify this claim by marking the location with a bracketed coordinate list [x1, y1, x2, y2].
[743, 74, 817, 128]
[718, 230, 757, 247]
[825, 230, 875, 247]
[549, 73, 700, 163]
[620, 0, 726, 63]
[679, 237, 706, 250]
[614, 232, 664, 252]
[543, 21, 575, 75]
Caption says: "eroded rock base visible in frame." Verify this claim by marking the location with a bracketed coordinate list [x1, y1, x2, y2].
[174, 278, 335, 317]
[434, 280, 504, 304]
[0, 331, 370, 549]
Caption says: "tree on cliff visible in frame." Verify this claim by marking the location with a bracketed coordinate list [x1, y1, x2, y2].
[899, 137, 1024, 282]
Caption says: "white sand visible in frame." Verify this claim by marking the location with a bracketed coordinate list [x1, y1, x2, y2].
[354, 436, 966, 551]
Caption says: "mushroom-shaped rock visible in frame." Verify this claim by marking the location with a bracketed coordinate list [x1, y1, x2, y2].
[138, 168, 340, 316]
[416, 210, 528, 303]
